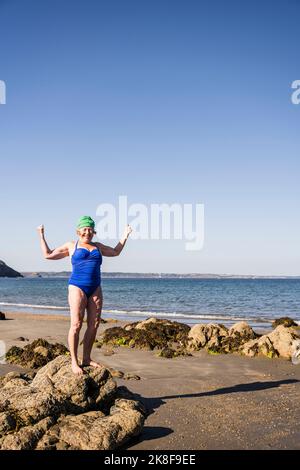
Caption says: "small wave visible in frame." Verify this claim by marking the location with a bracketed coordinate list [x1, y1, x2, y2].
[0, 302, 283, 324]
[0, 302, 68, 310]
[102, 308, 273, 323]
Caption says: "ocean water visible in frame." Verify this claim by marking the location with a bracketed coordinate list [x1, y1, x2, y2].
[0, 277, 300, 329]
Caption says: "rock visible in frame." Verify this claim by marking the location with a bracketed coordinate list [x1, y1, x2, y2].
[108, 369, 124, 378]
[123, 373, 141, 380]
[228, 321, 257, 338]
[6, 338, 69, 369]
[0, 355, 145, 450]
[0, 371, 33, 388]
[15, 337, 29, 342]
[0, 412, 16, 437]
[187, 322, 260, 354]
[272, 317, 298, 329]
[102, 349, 115, 356]
[241, 325, 300, 359]
[0, 260, 23, 278]
[0, 312, 5, 320]
[220, 322, 259, 353]
[31, 356, 117, 413]
[36, 400, 143, 450]
[0, 417, 55, 450]
[97, 317, 190, 353]
[187, 323, 229, 351]
[158, 347, 192, 358]
[158, 348, 175, 358]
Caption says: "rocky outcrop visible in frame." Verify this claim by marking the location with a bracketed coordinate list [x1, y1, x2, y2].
[6, 339, 69, 369]
[186, 321, 259, 354]
[0, 260, 22, 278]
[187, 323, 229, 351]
[0, 356, 145, 450]
[187, 321, 300, 358]
[272, 317, 298, 329]
[240, 325, 300, 359]
[96, 317, 190, 355]
[96, 317, 300, 360]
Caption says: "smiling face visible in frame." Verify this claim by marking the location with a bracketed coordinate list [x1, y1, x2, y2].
[77, 226, 96, 243]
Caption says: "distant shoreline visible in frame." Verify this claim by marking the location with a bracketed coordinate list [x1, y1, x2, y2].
[19, 272, 300, 279]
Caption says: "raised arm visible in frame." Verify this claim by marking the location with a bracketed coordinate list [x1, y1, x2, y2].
[96, 225, 132, 257]
[37, 225, 71, 260]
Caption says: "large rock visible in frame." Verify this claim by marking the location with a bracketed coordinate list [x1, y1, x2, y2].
[31, 356, 117, 413]
[6, 338, 69, 369]
[96, 317, 190, 352]
[187, 322, 259, 354]
[36, 400, 143, 450]
[272, 317, 298, 329]
[0, 356, 145, 450]
[187, 323, 229, 351]
[241, 325, 300, 358]
[220, 322, 259, 354]
[0, 260, 22, 278]
[0, 417, 56, 450]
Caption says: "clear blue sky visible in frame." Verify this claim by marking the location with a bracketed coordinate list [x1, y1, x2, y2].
[0, 0, 299, 274]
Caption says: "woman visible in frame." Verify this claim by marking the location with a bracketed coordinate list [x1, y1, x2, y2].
[37, 216, 132, 375]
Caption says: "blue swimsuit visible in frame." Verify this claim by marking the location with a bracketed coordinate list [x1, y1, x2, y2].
[68, 241, 102, 298]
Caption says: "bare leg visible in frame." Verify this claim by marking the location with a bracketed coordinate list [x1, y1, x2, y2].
[82, 286, 103, 368]
[68, 285, 87, 375]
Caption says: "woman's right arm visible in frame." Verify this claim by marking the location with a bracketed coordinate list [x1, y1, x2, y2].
[37, 225, 71, 260]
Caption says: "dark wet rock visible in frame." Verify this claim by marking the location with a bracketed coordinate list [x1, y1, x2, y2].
[107, 368, 124, 378]
[0, 356, 145, 450]
[6, 338, 69, 369]
[0, 371, 34, 389]
[0, 260, 23, 278]
[0, 412, 17, 437]
[220, 322, 259, 354]
[158, 348, 176, 358]
[158, 347, 193, 359]
[96, 317, 190, 353]
[272, 317, 298, 329]
[123, 373, 141, 380]
[0, 312, 6, 320]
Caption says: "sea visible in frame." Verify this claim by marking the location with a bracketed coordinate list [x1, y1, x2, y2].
[0, 277, 300, 329]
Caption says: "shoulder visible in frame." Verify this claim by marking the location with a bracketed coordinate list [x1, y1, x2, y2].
[65, 241, 76, 255]
[66, 241, 76, 248]
[94, 241, 108, 249]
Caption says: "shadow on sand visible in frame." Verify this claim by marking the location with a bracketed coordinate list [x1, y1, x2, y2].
[122, 379, 299, 448]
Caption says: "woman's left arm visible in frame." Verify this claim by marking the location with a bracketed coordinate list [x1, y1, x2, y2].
[96, 225, 132, 257]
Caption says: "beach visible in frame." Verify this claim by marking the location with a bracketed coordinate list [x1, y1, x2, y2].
[1, 311, 300, 450]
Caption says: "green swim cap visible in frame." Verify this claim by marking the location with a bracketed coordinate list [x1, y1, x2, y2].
[77, 215, 95, 230]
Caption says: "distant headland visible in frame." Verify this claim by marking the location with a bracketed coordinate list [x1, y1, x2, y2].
[20, 271, 300, 280]
[0, 260, 23, 278]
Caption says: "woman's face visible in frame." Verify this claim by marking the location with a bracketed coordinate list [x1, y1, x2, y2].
[77, 226, 95, 242]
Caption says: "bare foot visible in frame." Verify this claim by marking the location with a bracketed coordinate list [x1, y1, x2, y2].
[71, 362, 84, 375]
[81, 359, 103, 369]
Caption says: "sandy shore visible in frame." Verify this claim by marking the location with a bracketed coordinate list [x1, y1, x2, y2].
[1, 311, 300, 450]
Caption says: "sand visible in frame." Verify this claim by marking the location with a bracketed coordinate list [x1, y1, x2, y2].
[1, 311, 300, 450]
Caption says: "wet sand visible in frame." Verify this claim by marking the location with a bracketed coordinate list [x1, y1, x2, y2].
[1, 311, 300, 450]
